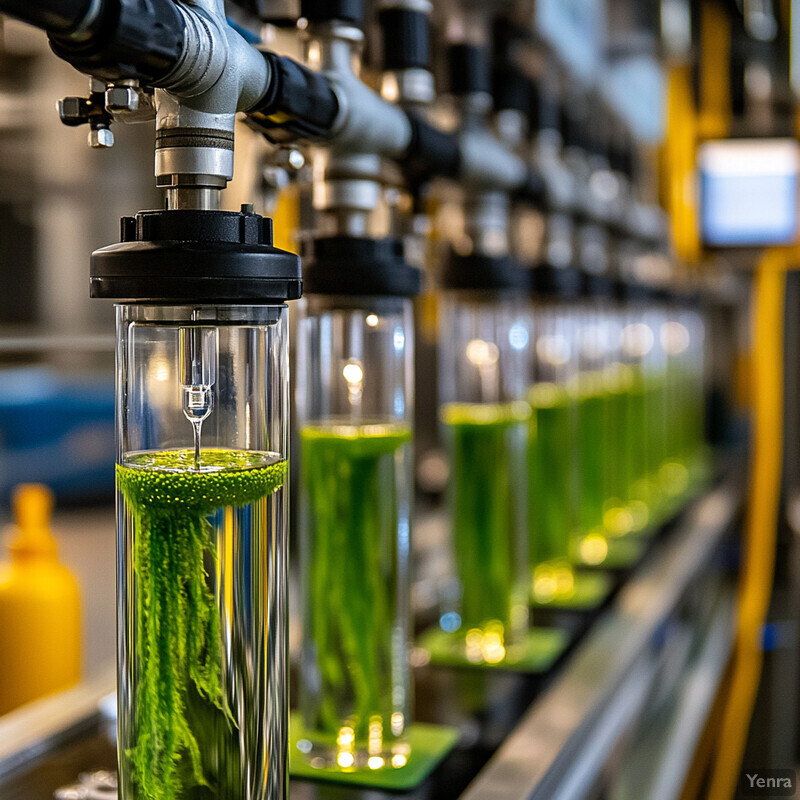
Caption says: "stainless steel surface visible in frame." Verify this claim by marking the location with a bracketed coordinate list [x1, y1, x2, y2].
[0, 669, 115, 780]
[381, 69, 436, 106]
[459, 483, 739, 800]
[610, 591, 736, 800]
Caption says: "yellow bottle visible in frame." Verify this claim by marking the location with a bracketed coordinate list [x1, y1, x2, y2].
[0, 484, 81, 715]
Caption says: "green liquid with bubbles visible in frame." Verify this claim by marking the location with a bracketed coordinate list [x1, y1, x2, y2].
[527, 384, 574, 566]
[117, 448, 287, 800]
[442, 402, 529, 646]
[299, 423, 411, 763]
[576, 373, 607, 536]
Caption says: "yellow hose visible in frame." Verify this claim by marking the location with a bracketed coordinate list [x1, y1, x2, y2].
[706, 251, 786, 800]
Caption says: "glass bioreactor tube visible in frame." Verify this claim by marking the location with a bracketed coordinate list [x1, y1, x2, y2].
[438, 277, 531, 661]
[90, 205, 300, 799]
[116, 303, 290, 800]
[528, 299, 580, 598]
[295, 236, 419, 771]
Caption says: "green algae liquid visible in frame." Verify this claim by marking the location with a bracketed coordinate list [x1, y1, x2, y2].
[441, 402, 529, 649]
[117, 448, 287, 800]
[575, 372, 607, 536]
[527, 383, 574, 566]
[625, 369, 650, 504]
[298, 423, 412, 768]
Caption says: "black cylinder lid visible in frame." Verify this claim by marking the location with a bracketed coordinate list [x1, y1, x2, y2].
[530, 264, 582, 299]
[614, 278, 650, 303]
[492, 16, 526, 64]
[560, 99, 588, 150]
[379, 7, 430, 70]
[441, 250, 530, 292]
[90, 208, 302, 303]
[303, 236, 421, 297]
[448, 43, 490, 96]
[581, 271, 613, 299]
[492, 63, 530, 114]
[301, 0, 365, 25]
[537, 80, 560, 134]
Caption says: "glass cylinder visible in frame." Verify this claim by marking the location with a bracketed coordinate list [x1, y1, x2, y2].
[574, 299, 611, 542]
[438, 292, 530, 658]
[620, 301, 656, 530]
[527, 300, 579, 599]
[116, 304, 289, 800]
[642, 303, 670, 518]
[295, 295, 413, 770]
[601, 304, 635, 536]
[671, 305, 707, 478]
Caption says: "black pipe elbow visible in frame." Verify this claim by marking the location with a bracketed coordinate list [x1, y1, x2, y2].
[0, 0, 95, 35]
[48, 0, 186, 83]
[246, 52, 339, 143]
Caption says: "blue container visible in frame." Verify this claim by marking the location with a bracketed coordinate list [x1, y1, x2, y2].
[0, 367, 115, 504]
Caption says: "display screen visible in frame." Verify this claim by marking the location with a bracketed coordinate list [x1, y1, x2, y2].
[698, 138, 800, 247]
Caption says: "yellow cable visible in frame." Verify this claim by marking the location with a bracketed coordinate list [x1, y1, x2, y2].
[706, 252, 786, 800]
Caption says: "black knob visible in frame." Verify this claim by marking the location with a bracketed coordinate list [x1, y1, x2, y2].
[379, 7, 430, 71]
[448, 43, 490, 97]
[301, 0, 365, 26]
[492, 63, 530, 114]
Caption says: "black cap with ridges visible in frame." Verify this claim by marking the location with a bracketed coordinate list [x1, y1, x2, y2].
[303, 236, 421, 297]
[90, 208, 302, 303]
[300, 0, 365, 25]
[492, 63, 530, 114]
[448, 43, 490, 96]
[380, 6, 430, 70]
[441, 250, 530, 292]
[530, 264, 582, 299]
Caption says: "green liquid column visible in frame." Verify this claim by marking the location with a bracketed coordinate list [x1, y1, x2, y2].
[678, 307, 708, 480]
[116, 305, 290, 800]
[642, 307, 670, 520]
[620, 313, 657, 528]
[528, 383, 574, 565]
[575, 370, 607, 538]
[438, 292, 531, 657]
[571, 302, 615, 564]
[441, 401, 530, 644]
[526, 302, 580, 596]
[296, 294, 415, 770]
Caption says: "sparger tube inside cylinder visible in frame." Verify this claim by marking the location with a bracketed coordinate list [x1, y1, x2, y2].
[93, 208, 301, 799]
[179, 324, 218, 469]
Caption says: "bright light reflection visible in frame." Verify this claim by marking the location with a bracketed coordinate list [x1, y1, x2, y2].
[343, 362, 363, 384]
[660, 321, 690, 355]
[537, 334, 571, 366]
[509, 323, 529, 351]
[579, 534, 609, 565]
[621, 323, 654, 358]
[391, 711, 405, 735]
[366, 313, 380, 327]
[534, 573, 557, 602]
[337, 752, 355, 768]
[368, 756, 385, 770]
[439, 611, 461, 632]
[152, 359, 170, 382]
[464, 623, 506, 664]
[336, 726, 355, 747]
[368, 717, 383, 756]
[466, 338, 499, 367]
